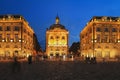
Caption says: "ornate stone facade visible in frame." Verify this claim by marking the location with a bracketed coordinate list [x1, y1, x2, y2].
[46, 16, 69, 57]
[80, 16, 120, 61]
[0, 15, 34, 59]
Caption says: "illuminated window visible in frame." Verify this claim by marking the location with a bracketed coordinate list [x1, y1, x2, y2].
[111, 35, 116, 42]
[15, 34, 19, 42]
[104, 51, 110, 58]
[5, 51, 10, 57]
[104, 35, 109, 42]
[6, 34, 10, 41]
[6, 26, 10, 31]
[96, 51, 102, 58]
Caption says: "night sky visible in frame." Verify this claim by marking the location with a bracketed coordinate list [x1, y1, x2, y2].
[0, 0, 120, 50]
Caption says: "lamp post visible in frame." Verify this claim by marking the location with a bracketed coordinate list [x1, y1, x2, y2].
[92, 23, 96, 58]
[91, 23, 97, 63]
[92, 39, 96, 57]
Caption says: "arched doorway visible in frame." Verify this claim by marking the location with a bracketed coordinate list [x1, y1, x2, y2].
[55, 52, 60, 58]
[13, 50, 19, 57]
[5, 51, 10, 59]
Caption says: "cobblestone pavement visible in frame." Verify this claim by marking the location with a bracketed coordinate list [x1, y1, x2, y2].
[0, 61, 120, 80]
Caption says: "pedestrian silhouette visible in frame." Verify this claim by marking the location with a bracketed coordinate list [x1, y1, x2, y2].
[28, 55, 32, 64]
[12, 56, 21, 73]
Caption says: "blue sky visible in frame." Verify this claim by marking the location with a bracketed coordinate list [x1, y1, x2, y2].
[0, 0, 120, 50]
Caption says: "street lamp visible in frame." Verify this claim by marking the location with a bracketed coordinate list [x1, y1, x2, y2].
[91, 39, 97, 63]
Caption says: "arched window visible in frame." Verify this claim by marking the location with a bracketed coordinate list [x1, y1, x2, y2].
[62, 36, 65, 39]
[56, 36, 59, 39]
[50, 36, 53, 39]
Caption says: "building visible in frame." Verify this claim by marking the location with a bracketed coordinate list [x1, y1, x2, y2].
[33, 33, 43, 56]
[46, 16, 69, 57]
[0, 14, 34, 59]
[80, 16, 120, 61]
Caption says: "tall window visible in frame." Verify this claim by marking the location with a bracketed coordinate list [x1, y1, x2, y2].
[112, 28, 117, 32]
[6, 26, 10, 31]
[24, 35, 26, 42]
[96, 51, 102, 58]
[104, 27, 109, 32]
[50, 36, 53, 39]
[104, 35, 108, 42]
[0, 44, 1, 48]
[56, 36, 59, 39]
[7, 34, 10, 41]
[62, 36, 65, 39]
[24, 29, 26, 33]
[104, 51, 110, 58]
[111, 35, 116, 42]
[14, 26, 20, 31]
[0, 34, 2, 41]
[0, 26, 2, 31]
[15, 34, 18, 41]
[96, 27, 101, 32]
[97, 34, 101, 42]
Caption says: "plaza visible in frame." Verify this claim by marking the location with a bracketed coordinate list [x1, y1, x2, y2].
[0, 61, 120, 80]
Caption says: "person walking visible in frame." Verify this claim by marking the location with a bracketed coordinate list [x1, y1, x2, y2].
[28, 55, 32, 64]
